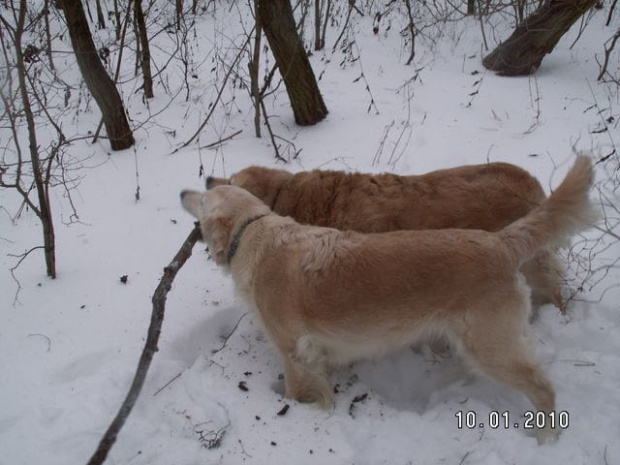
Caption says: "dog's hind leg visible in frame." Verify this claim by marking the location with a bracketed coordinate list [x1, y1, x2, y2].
[454, 299, 557, 443]
[521, 248, 565, 311]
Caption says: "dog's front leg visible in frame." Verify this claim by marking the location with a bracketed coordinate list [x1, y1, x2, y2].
[282, 353, 334, 409]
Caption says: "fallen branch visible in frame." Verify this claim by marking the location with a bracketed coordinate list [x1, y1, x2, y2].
[197, 130, 243, 150]
[87, 223, 202, 465]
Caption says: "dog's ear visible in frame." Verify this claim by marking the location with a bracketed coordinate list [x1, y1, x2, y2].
[206, 176, 229, 190]
[231, 167, 292, 207]
[180, 190, 204, 218]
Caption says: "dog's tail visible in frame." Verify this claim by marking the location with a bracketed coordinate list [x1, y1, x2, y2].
[498, 156, 598, 266]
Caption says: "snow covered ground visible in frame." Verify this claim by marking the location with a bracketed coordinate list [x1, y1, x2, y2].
[1, 3, 619, 464]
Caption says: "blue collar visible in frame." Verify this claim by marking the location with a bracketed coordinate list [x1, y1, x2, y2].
[227, 214, 268, 265]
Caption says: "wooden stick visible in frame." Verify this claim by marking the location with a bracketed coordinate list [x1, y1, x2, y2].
[87, 224, 202, 465]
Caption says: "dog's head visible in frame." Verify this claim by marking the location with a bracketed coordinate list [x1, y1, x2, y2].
[206, 166, 293, 208]
[180, 185, 271, 266]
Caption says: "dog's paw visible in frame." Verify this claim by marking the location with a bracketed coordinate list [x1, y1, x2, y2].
[536, 426, 560, 445]
[288, 386, 334, 410]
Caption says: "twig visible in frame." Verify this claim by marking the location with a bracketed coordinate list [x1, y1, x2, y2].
[153, 372, 183, 397]
[524, 72, 541, 134]
[586, 80, 618, 163]
[606, 0, 618, 26]
[176, 33, 252, 151]
[211, 312, 248, 356]
[459, 450, 471, 465]
[403, 0, 416, 65]
[604, 444, 610, 465]
[86, 224, 202, 465]
[351, 40, 379, 115]
[260, 99, 287, 162]
[197, 130, 243, 150]
[331, 2, 354, 53]
[9, 246, 45, 305]
[27, 333, 52, 352]
[133, 146, 141, 202]
[597, 28, 620, 82]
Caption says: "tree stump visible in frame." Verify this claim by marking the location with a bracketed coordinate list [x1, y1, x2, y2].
[483, 0, 598, 76]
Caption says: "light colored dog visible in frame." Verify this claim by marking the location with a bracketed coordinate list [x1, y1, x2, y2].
[206, 162, 564, 308]
[182, 157, 596, 443]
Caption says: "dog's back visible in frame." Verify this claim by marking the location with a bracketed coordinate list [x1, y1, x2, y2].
[272, 163, 545, 232]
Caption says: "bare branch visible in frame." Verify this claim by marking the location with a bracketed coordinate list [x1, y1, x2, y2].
[86, 224, 202, 465]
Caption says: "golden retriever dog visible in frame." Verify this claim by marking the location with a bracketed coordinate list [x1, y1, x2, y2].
[182, 157, 596, 443]
[206, 163, 564, 308]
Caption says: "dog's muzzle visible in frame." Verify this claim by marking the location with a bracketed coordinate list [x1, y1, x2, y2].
[206, 176, 215, 190]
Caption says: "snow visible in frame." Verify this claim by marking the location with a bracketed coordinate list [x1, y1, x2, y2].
[1, 3, 619, 465]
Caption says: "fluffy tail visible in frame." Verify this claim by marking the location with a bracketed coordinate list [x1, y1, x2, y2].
[499, 156, 598, 265]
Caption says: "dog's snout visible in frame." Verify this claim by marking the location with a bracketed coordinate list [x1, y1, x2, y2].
[206, 176, 214, 190]
[180, 190, 189, 200]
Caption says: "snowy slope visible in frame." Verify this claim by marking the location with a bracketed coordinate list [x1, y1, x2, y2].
[1, 4, 619, 465]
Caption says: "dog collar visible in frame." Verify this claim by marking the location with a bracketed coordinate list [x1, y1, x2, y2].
[227, 214, 268, 265]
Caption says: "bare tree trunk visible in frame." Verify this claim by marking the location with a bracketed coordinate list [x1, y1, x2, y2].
[258, 0, 328, 126]
[44, 0, 55, 71]
[95, 0, 106, 29]
[113, 0, 121, 40]
[314, 0, 324, 51]
[467, 0, 475, 15]
[13, 0, 56, 278]
[135, 0, 154, 98]
[321, 0, 331, 51]
[176, 0, 183, 30]
[250, 0, 262, 137]
[404, 0, 415, 65]
[483, 0, 597, 76]
[516, 0, 526, 25]
[61, 0, 135, 150]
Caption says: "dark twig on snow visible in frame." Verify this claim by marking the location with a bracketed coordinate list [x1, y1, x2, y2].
[198, 130, 243, 151]
[152, 371, 183, 397]
[86, 224, 202, 465]
[27, 333, 52, 352]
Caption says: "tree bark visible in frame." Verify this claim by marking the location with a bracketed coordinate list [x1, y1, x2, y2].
[314, 0, 324, 50]
[467, 0, 475, 16]
[483, 0, 597, 76]
[250, 0, 262, 137]
[176, 0, 183, 30]
[61, 0, 135, 150]
[44, 0, 55, 71]
[135, 0, 154, 98]
[95, 0, 106, 29]
[258, 0, 328, 126]
[14, 0, 57, 278]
